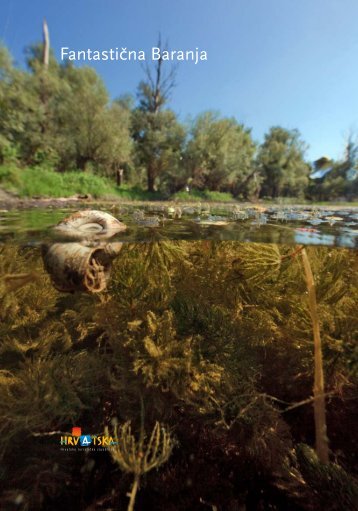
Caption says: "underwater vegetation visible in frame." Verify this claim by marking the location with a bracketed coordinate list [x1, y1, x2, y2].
[0, 238, 357, 510]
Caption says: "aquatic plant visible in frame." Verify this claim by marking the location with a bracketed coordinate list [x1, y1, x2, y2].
[296, 443, 358, 511]
[105, 417, 174, 511]
[0, 240, 356, 509]
[301, 248, 328, 463]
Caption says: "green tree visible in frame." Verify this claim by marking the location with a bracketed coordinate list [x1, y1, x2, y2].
[0, 46, 19, 162]
[185, 112, 257, 197]
[57, 65, 132, 173]
[257, 126, 310, 198]
[22, 44, 66, 165]
[0, 45, 53, 164]
[0, 43, 132, 176]
[131, 46, 185, 192]
[308, 135, 358, 201]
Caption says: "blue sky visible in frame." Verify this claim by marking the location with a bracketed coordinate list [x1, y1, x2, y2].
[1, 0, 358, 161]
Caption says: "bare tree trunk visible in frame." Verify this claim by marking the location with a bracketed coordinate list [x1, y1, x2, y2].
[147, 163, 155, 192]
[43, 19, 50, 68]
[38, 19, 50, 140]
[116, 168, 124, 187]
[143, 34, 177, 114]
[301, 248, 329, 464]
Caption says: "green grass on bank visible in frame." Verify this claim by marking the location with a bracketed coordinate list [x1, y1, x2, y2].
[0, 165, 357, 205]
[0, 164, 115, 198]
[172, 189, 235, 202]
[0, 164, 235, 202]
[0, 165, 163, 200]
[114, 184, 164, 201]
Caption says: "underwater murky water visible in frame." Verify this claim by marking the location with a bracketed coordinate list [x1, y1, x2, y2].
[0, 207, 357, 511]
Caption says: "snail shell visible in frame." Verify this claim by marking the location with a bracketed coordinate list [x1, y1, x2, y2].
[42, 242, 123, 293]
[43, 210, 126, 293]
[54, 210, 126, 239]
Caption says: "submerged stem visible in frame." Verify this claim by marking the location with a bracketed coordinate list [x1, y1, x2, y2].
[127, 474, 140, 511]
[301, 248, 329, 464]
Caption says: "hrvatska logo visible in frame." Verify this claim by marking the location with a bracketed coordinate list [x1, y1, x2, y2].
[60, 427, 117, 448]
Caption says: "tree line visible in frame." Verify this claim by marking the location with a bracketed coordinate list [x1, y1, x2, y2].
[0, 41, 357, 200]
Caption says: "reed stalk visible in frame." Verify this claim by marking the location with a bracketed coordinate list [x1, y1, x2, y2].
[301, 248, 329, 463]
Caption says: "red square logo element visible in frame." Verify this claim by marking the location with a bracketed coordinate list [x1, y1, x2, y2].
[72, 427, 81, 437]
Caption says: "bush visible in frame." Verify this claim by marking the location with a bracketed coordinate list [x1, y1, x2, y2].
[0, 164, 22, 192]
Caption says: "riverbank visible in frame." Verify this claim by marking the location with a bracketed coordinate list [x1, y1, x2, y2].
[1, 191, 357, 217]
[1, 165, 358, 210]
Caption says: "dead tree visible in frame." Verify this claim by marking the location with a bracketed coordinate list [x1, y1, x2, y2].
[42, 19, 50, 68]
